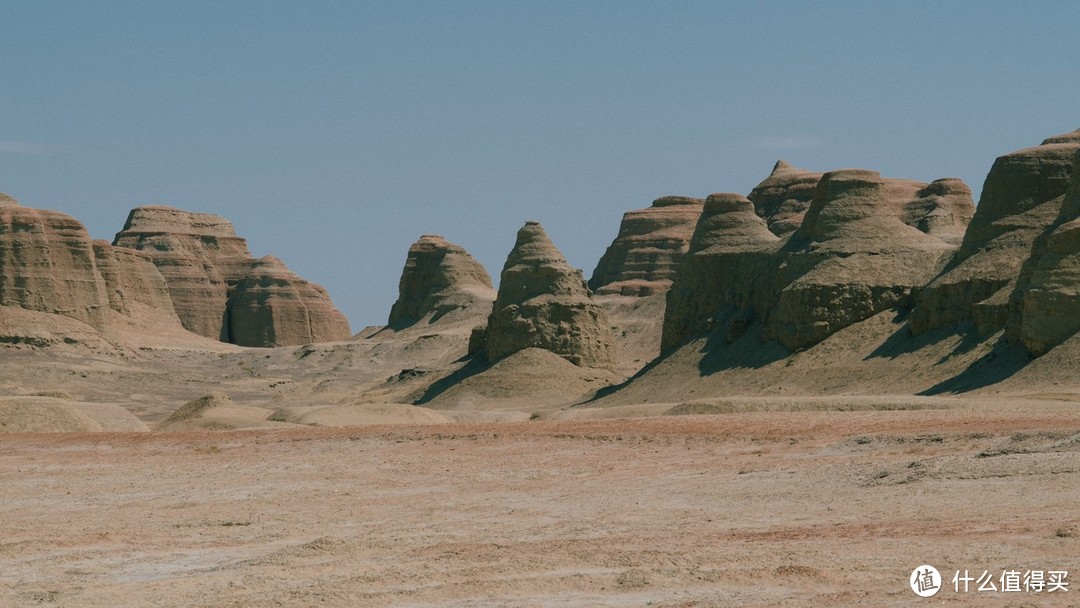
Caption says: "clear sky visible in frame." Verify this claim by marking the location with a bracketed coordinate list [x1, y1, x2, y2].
[3, 1, 1079, 330]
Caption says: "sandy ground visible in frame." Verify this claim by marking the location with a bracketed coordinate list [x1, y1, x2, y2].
[2, 407, 1078, 607]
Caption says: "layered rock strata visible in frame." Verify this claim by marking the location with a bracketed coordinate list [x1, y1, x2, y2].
[1009, 148, 1080, 354]
[661, 193, 779, 350]
[481, 221, 615, 367]
[227, 256, 352, 347]
[0, 195, 110, 331]
[92, 240, 179, 320]
[113, 205, 350, 346]
[662, 169, 963, 352]
[387, 235, 495, 328]
[912, 129, 1080, 334]
[589, 196, 704, 296]
[748, 161, 824, 237]
[767, 170, 955, 349]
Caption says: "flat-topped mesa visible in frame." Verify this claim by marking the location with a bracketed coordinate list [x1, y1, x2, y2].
[1010, 148, 1080, 355]
[387, 234, 495, 328]
[0, 202, 110, 331]
[227, 256, 351, 347]
[911, 128, 1080, 335]
[661, 193, 780, 350]
[114, 205, 253, 284]
[768, 169, 956, 349]
[748, 160, 824, 237]
[91, 240, 181, 326]
[481, 221, 614, 368]
[588, 195, 704, 296]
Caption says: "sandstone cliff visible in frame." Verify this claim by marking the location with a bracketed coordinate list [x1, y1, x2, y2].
[748, 161, 824, 237]
[481, 221, 614, 367]
[588, 196, 704, 296]
[662, 169, 965, 352]
[767, 169, 956, 349]
[1008, 147, 1080, 354]
[227, 256, 352, 347]
[0, 195, 110, 331]
[113, 205, 349, 346]
[661, 193, 779, 350]
[911, 129, 1080, 335]
[92, 240, 180, 322]
[387, 235, 495, 328]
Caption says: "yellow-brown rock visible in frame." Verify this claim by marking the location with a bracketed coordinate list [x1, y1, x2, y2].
[227, 256, 351, 347]
[589, 196, 704, 296]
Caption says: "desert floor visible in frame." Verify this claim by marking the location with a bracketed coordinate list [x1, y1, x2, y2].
[2, 406, 1078, 607]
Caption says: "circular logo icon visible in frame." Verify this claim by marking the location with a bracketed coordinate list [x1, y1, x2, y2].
[910, 565, 942, 597]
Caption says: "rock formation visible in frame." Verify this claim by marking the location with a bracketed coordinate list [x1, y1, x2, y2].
[663, 169, 964, 352]
[481, 221, 614, 367]
[767, 170, 956, 349]
[387, 235, 495, 328]
[227, 256, 352, 347]
[661, 193, 779, 350]
[588, 196, 704, 296]
[899, 179, 975, 246]
[912, 129, 1080, 335]
[0, 195, 110, 331]
[113, 207, 242, 339]
[92, 240, 180, 322]
[1009, 148, 1080, 355]
[748, 161, 824, 237]
[113, 205, 350, 346]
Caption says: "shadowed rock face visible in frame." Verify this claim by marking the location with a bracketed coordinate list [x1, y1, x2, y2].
[92, 240, 180, 323]
[482, 221, 614, 368]
[912, 129, 1080, 335]
[388, 235, 494, 328]
[767, 170, 955, 349]
[1010, 148, 1080, 355]
[114, 205, 349, 346]
[0, 195, 110, 331]
[748, 161, 824, 237]
[662, 169, 962, 352]
[661, 193, 779, 351]
[227, 256, 352, 347]
[589, 196, 704, 296]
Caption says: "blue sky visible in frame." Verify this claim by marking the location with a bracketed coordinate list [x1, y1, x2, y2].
[3, 1, 1079, 329]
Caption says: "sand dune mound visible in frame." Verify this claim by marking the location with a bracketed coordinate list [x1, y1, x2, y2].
[156, 393, 296, 431]
[270, 402, 451, 426]
[418, 348, 621, 411]
[0, 397, 147, 433]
